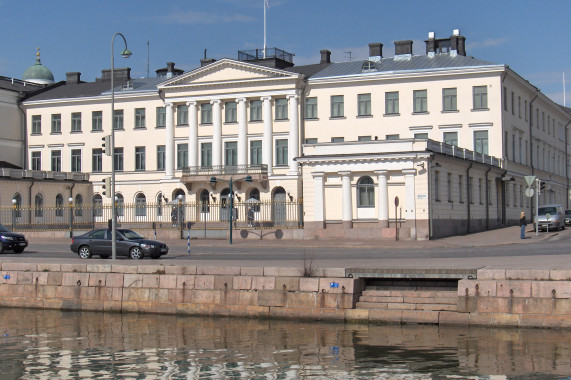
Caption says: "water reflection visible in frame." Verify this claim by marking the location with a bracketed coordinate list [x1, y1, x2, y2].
[0, 308, 569, 378]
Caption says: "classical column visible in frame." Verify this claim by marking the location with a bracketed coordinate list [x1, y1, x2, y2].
[164, 103, 175, 178]
[211, 99, 222, 167]
[262, 96, 273, 175]
[312, 172, 325, 227]
[187, 101, 198, 169]
[375, 170, 389, 227]
[237, 98, 248, 167]
[339, 171, 353, 228]
[403, 168, 417, 238]
[287, 94, 299, 175]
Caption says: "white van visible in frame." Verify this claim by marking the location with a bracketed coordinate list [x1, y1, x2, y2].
[534, 204, 566, 231]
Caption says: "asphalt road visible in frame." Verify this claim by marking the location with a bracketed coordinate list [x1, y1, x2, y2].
[2, 227, 570, 270]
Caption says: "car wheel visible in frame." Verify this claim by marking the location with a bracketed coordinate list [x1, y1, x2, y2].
[13, 247, 24, 254]
[129, 246, 144, 260]
[78, 245, 92, 259]
[100, 255, 110, 259]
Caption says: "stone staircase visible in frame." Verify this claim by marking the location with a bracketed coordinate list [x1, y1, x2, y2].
[356, 287, 458, 312]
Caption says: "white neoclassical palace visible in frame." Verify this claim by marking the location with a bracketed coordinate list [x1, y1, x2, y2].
[12, 30, 571, 239]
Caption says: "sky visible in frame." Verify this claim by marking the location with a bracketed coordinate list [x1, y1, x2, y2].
[1, 0, 570, 105]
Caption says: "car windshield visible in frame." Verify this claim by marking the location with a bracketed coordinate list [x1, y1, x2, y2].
[120, 230, 144, 240]
[538, 207, 557, 215]
[566, 210, 571, 216]
[0, 224, 10, 232]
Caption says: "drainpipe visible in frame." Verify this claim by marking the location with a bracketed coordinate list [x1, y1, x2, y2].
[428, 154, 436, 239]
[485, 165, 492, 229]
[17, 96, 28, 169]
[466, 163, 473, 234]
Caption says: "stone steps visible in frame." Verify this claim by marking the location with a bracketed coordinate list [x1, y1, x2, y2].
[356, 288, 458, 312]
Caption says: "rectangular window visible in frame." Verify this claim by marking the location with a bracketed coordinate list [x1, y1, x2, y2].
[135, 146, 146, 171]
[113, 110, 123, 130]
[32, 115, 41, 134]
[275, 139, 288, 166]
[358, 93, 372, 116]
[331, 137, 344, 143]
[478, 178, 483, 204]
[71, 149, 81, 172]
[31, 151, 41, 170]
[201, 103, 212, 124]
[473, 86, 488, 109]
[524, 100, 528, 121]
[92, 149, 102, 173]
[358, 136, 371, 142]
[92, 111, 102, 131]
[135, 108, 146, 129]
[442, 88, 457, 111]
[177, 105, 189, 125]
[250, 140, 262, 165]
[386, 134, 400, 140]
[225, 101, 237, 123]
[511, 92, 515, 115]
[114, 147, 124, 171]
[488, 180, 493, 205]
[71, 112, 82, 132]
[157, 145, 165, 170]
[177, 144, 188, 169]
[414, 133, 428, 139]
[275, 98, 288, 120]
[225, 141, 237, 166]
[474, 130, 489, 155]
[250, 100, 262, 121]
[458, 175, 464, 203]
[304, 138, 318, 144]
[385, 92, 399, 115]
[51, 114, 61, 133]
[305, 97, 317, 119]
[51, 150, 61, 171]
[156, 107, 166, 128]
[503, 87, 507, 111]
[518, 96, 521, 118]
[330, 95, 344, 118]
[447, 173, 452, 202]
[443, 131, 458, 146]
[413, 90, 427, 113]
[434, 171, 440, 201]
[201, 143, 212, 168]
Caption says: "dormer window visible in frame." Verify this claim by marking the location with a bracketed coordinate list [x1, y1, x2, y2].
[361, 61, 376, 73]
[122, 80, 133, 90]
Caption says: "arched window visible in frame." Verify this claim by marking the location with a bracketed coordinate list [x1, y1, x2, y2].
[34, 193, 44, 217]
[172, 189, 185, 203]
[248, 188, 261, 212]
[92, 194, 103, 217]
[75, 194, 83, 216]
[357, 176, 375, 208]
[55, 194, 64, 217]
[200, 189, 210, 213]
[135, 193, 147, 216]
[12, 193, 22, 217]
[362, 61, 376, 72]
[156, 193, 163, 216]
[116, 194, 125, 216]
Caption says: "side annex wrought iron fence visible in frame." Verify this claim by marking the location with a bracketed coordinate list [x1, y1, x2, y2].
[0, 200, 303, 232]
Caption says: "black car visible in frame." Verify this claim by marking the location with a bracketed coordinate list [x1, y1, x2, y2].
[70, 229, 168, 259]
[0, 224, 28, 254]
[565, 210, 571, 226]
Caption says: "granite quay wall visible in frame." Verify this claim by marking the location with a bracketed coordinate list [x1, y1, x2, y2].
[0, 263, 569, 328]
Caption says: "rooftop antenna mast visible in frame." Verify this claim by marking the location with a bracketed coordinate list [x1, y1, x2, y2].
[146, 41, 150, 78]
[564, 72, 566, 107]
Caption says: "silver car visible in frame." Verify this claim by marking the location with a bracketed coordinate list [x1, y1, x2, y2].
[565, 210, 571, 226]
[534, 204, 566, 231]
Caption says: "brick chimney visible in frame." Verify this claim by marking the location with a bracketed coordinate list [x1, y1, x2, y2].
[368, 43, 383, 62]
[320, 49, 331, 64]
[394, 40, 413, 60]
[425, 32, 436, 58]
[66, 72, 81, 85]
[450, 29, 466, 56]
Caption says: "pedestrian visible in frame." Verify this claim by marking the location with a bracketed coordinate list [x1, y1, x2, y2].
[520, 211, 527, 239]
[247, 206, 255, 227]
[171, 206, 178, 228]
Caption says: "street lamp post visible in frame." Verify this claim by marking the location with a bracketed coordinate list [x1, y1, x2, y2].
[11, 198, 17, 231]
[209, 176, 252, 244]
[68, 197, 74, 238]
[110, 33, 132, 260]
[178, 194, 184, 239]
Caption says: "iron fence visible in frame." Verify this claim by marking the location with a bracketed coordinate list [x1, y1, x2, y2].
[0, 200, 303, 232]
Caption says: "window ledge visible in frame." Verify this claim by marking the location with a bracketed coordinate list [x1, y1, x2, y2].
[50, 132, 62, 135]
[91, 130, 103, 133]
[412, 111, 429, 115]
[177, 124, 189, 127]
[134, 127, 147, 130]
[329, 116, 346, 120]
[113, 128, 125, 131]
[442, 110, 459, 113]
[274, 118, 289, 122]
[70, 131, 83, 134]
[199, 123, 213, 126]
[224, 121, 238, 125]
[249, 120, 263, 123]
[383, 113, 400, 117]
[357, 115, 373, 118]
[471, 108, 490, 112]
[31, 133, 42, 136]
[304, 117, 319, 121]
[155, 126, 166, 129]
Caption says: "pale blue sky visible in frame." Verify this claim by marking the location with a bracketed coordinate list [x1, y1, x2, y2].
[1, 0, 569, 104]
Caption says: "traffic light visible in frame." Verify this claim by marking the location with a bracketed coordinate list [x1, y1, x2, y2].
[102, 177, 111, 198]
[101, 135, 111, 156]
[538, 180, 546, 194]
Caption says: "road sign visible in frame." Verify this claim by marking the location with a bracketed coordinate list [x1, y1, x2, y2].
[525, 188, 534, 198]
[524, 175, 536, 187]
[394, 196, 399, 207]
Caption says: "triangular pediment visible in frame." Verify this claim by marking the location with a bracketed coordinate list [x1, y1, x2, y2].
[158, 59, 299, 88]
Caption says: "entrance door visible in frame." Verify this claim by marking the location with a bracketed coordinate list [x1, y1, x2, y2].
[220, 188, 231, 221]
[273, 187, 287, 226]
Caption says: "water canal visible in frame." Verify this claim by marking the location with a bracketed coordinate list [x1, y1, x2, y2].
[0, 308, 569, 379]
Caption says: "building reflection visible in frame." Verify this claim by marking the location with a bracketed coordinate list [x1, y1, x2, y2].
[0, 309, 569, 378]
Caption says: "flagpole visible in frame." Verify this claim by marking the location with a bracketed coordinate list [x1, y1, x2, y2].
[564, 72, 566, 107]
[263, 0, 267, 59]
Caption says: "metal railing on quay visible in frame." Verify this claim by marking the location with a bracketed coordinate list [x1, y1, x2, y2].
[0, 200, 303, 232]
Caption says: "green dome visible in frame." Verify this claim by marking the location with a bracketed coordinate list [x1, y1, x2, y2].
[22, 49, 54, 84]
